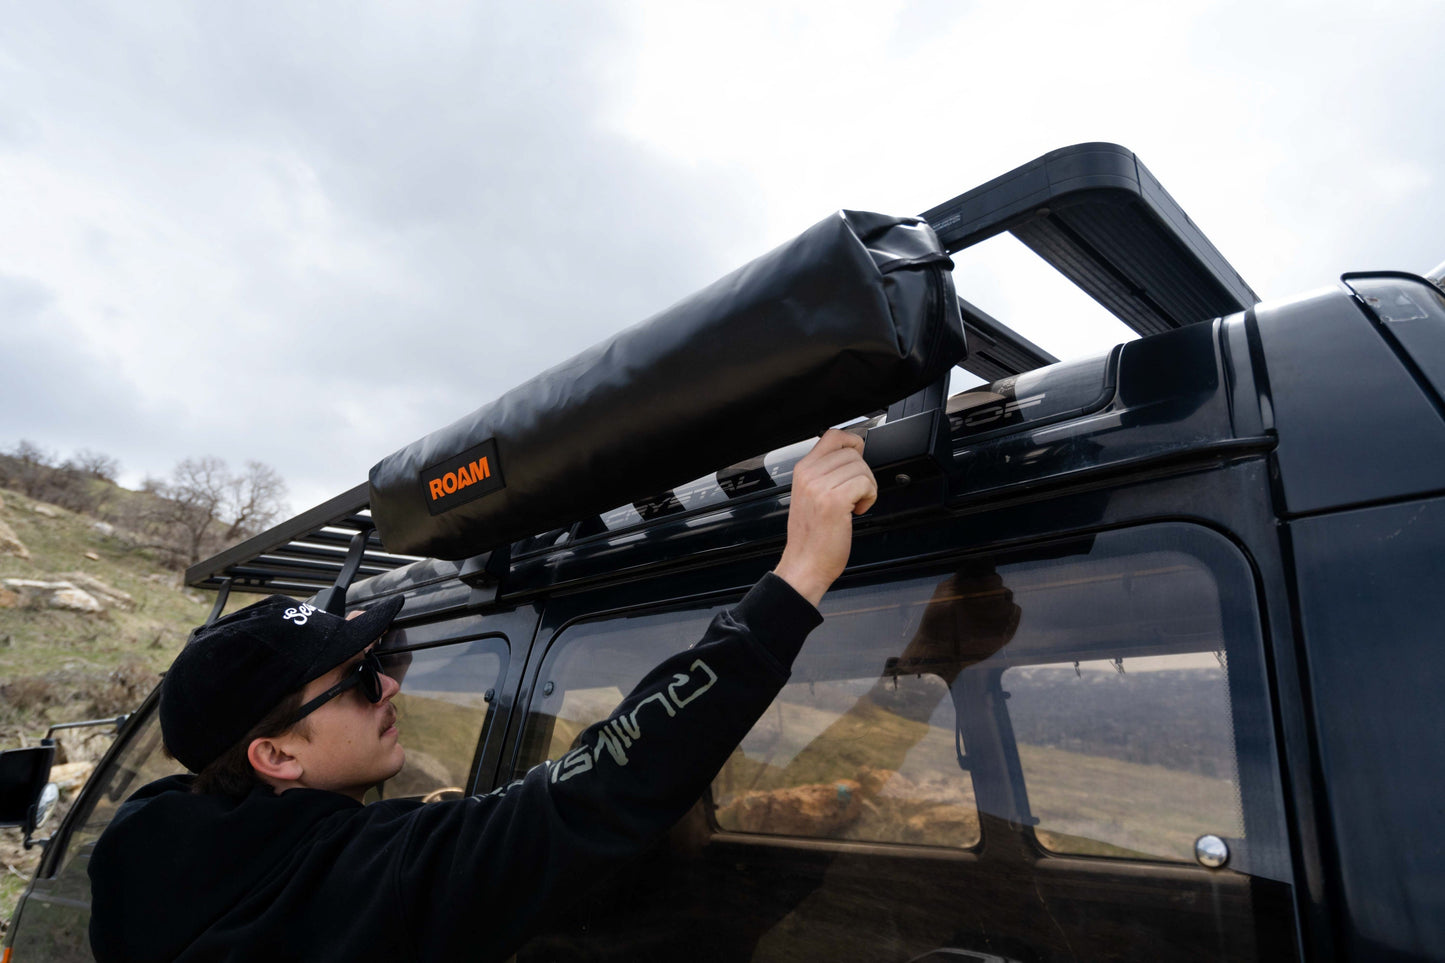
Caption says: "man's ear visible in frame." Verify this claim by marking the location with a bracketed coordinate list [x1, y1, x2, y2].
[247, 736, 304, 784]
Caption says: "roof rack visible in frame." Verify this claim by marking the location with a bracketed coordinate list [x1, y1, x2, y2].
[188, 143, 1254, 600]
[956, 296, 1058, 381]
[922, 142, 1258, 336]
[183, 483, 421, 602]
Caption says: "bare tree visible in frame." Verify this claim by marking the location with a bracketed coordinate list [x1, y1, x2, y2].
[156, 457, 229, 566]
[154, 456, 288, 566]
[73, 449, 121, 482]
[5, 439, 56, 497]
[221, 461, 287, 542]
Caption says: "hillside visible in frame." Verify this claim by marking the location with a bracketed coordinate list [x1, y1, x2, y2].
[0, 486, 219, 932]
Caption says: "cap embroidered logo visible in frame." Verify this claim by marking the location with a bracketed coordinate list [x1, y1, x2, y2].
[283, 603, 318, 626]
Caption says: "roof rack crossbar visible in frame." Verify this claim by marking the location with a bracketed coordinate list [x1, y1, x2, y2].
[920, 143, 1257, 338]
[957, 297, 1060, 382]
[254, 543, 400, 570]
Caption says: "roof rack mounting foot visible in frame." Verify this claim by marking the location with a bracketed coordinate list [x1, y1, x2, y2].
[863, 376, 952, 514]
[459, 543, 511, 605]
[204, 577, 233, 627]
[314, 524, 376, 615]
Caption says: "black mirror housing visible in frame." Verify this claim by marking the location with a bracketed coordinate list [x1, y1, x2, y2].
[0, 742, 57, 831]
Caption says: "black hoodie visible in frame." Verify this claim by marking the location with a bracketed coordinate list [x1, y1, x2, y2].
[88, 573, 821, 962]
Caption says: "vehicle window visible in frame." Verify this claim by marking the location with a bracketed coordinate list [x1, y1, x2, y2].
[5, 704, 184, 963]
[48, 704, 184, 888]
[520, 608, 718, 768]
[371, 636, 506, 801]
[514, 524, 1295, 961]
[979, 538, 1254, 864]
[712, 573, 997, 848]
[1009, 654, 1242, 861]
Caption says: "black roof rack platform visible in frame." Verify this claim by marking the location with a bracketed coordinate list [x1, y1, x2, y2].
[184, 483, 420, 598]
[922, 142, 1258, 336]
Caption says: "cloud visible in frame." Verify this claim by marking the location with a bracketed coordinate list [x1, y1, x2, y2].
[1, 0, 1441, 519]
[0, 2, 772, 511]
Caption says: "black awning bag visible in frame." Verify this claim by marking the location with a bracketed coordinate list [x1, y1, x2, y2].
[368, 209, 965, 559]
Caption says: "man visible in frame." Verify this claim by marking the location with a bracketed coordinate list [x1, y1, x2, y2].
[88, 430, 877, 962]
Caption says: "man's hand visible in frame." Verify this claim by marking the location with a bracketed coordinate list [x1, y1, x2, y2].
[773, 429, 878, 607]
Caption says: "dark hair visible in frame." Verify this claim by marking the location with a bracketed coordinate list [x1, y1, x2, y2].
[186, 690, 310, 798]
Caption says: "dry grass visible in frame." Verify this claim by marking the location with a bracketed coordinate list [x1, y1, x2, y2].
[0, 487, 218, 931]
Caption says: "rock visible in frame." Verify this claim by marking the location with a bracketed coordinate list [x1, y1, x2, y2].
[92, 521, 116, 537]
[84, 551, 100, 561]
[59, 572, 135, 611]
[1, 579, 104, 613]
[31, 504, 60, 518]
[0, 588, 19, 609]
[716, 780, 864, 837]
[49, 761, 95, 796]
[0, 519, 29, 559]
[49, 587, 104, 613]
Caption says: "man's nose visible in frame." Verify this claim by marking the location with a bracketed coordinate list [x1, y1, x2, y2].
[379, 670, 402, 700]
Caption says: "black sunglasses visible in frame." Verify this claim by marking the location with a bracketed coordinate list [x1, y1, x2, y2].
[285, 652, 387, 727]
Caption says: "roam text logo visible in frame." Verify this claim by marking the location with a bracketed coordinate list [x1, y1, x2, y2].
[422, 438, 505, 515]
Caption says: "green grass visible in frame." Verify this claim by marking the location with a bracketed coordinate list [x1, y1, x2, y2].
[1, 487, 219, 932]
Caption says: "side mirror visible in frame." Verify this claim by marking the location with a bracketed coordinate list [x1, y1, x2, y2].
[0, 742, 58, 845]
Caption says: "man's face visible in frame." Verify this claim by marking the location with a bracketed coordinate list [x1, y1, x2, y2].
[283, 645, 406, 800]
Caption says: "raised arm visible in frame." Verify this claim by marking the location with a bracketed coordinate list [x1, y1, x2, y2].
[393, 430, 877, 960]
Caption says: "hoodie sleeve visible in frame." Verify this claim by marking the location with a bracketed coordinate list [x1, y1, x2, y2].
[393, 572, 821, 961]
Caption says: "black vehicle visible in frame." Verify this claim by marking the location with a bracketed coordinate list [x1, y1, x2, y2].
[5, 143, 1444, 962]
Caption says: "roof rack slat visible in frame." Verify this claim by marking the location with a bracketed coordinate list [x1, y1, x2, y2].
[185, 483, 417, 597]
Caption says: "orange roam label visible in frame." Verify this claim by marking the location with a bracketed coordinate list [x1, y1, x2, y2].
[422, 438, 504, 516]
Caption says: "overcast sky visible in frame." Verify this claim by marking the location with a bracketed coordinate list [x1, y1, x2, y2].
[2, 0, 1441, 516]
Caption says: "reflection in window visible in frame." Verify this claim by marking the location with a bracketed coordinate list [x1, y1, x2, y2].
[374, 638, 505, 801]
[714, 566, 1017, 848]
[522, 528, 1263, 863]
[1008, 655, 1243, 862]
[989, 545, 1247, 862]
[713, 670, 980, 847]
[522, 610, 718, 773]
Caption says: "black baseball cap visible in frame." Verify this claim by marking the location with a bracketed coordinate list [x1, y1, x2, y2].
[160, 594, 405, 773]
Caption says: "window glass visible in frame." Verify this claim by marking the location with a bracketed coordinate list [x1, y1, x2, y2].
[372, 637, 506, 801]
[714, 669, 977, 847]
[46, 706, 184, 892]
[983, 542, 1248, 862]
[522, 579, 995, 848]
[514, 524, 1294, 962]
[711, 569, 1009, 847]
[1010, 655, 1242, 861]
[524, 526, 1270, 864]
[521, 609, 716, 768]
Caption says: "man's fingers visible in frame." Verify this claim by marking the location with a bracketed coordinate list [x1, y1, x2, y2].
[803, 428, 865, 461]
[804, 445, 870, 480]
[849, 475, 878, 516]
[798, 442, 877, 512]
